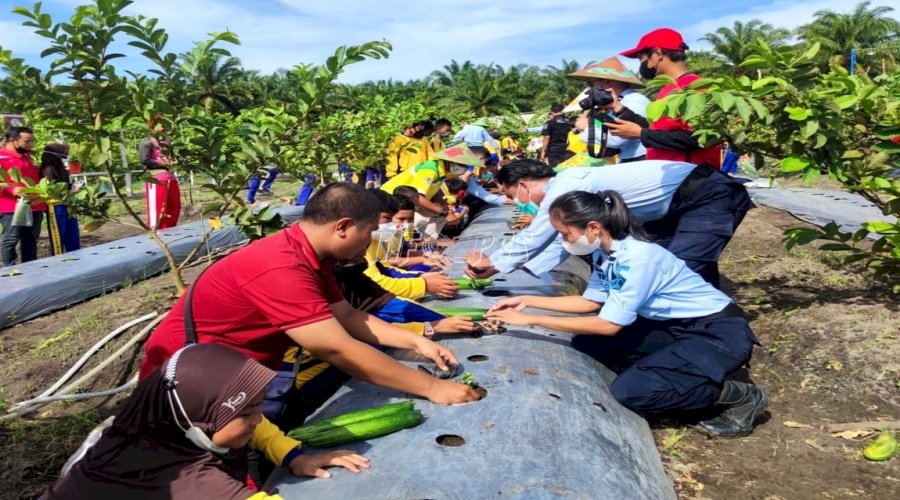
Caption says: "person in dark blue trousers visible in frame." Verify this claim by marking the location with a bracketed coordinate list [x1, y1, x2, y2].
[487, 189, 768, 438]
[39, 143, 81, 254]
[295, 173, 319, 206]
[247, 166, 279, 203]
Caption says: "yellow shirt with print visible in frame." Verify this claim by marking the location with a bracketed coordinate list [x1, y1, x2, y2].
[381, 160, 443, 201]
[386, 136, 434, 178]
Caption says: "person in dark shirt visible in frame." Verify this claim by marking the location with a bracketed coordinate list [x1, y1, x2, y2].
[539, 103, 572, 167]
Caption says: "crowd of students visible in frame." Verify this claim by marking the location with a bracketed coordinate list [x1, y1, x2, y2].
[5, 26, 771, 499]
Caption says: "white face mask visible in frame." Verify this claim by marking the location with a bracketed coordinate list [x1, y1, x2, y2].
[378, 222, 396, 232]
[561, 233, 601, 256]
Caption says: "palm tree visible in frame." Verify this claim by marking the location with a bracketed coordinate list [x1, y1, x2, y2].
[687, 50, 729, 78]
[181, 54, 249, 114]
[536, 59, 583, 109]
[701, 20, 791, 73]
[796, 1, 900, 73]
[429, 60, 518, 116]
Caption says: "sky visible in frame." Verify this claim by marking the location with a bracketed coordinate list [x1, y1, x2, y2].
[1, 0, 898, 83]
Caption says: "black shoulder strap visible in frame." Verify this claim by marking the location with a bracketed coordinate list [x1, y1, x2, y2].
[586, 112, 609, 159]
[183, 263, 216, 345]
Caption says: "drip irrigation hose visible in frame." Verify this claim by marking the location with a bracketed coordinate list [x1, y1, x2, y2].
[3, 313, 166, 421]
[7, 312, 158, 412]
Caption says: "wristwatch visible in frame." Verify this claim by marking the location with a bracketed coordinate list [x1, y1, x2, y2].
[423, 321, 436, 338]
[438, 207, 449, 217]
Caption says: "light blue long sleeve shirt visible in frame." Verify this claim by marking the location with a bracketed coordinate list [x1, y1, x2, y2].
[452, 125, 499, 149]
[488, 161, 698, 275]
[583, 236, 732, 325]
[580, 88, 650, 160]
[466, 175, 506, 205]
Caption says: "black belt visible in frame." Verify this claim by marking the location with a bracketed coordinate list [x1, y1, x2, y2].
[699, 302, 744, 322]
[670, 163, 717, 209]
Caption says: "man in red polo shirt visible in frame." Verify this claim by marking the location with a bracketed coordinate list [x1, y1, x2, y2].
[603, 28, 722, 168]
[1, 126, 47, 266]
[140, 182, 479, 404]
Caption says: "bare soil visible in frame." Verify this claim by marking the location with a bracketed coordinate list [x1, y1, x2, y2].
[0, 202, 898, 499]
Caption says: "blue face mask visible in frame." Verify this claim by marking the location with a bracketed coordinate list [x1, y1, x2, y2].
[514, 184, 539, 216]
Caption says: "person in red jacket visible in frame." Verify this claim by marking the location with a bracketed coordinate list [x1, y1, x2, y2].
[604, 28, 722, 168]
[0, 126, 47, 266]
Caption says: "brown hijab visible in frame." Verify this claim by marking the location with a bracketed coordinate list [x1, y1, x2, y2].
[45, 344, 276, 500]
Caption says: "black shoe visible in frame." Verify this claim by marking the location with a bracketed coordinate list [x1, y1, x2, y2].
[259, 189, 273, 196]
[696, 380, 768, 438]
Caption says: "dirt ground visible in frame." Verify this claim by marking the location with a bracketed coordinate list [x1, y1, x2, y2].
[0, 201, 898, 499]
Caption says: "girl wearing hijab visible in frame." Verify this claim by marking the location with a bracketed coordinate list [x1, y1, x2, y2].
[39, 143, 80, 254]
[486, 190, 768, 439]
[45, 344, 369, 499]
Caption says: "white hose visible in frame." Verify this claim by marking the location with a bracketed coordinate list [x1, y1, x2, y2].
[12, 374, 138, 406]
[5, 313, 166, 419]
[8, 312, 158, 412]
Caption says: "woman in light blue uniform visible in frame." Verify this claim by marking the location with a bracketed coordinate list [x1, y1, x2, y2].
[487, 190, 768, 438]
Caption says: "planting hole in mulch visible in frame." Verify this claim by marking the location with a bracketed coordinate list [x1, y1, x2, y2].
[548, 333, 556, 337]
[548, 393, 561, 400]
[592, 402, 606, 412]
[482, 290, 512, 297]
[473, 385, 488, 399]
[493, 278, 506, 282]
[436, 434, 466, 447]
[467, 354, 489, 362]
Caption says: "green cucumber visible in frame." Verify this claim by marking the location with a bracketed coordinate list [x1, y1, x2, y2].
[453, 277, 494, 290]
[287, 401, 414, 441]
[863, 432, 897, 461]
[431, 307, 488, 321]
[304, 410, 425, 448]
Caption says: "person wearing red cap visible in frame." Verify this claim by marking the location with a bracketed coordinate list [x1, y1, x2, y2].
[605, 28, 722, 169]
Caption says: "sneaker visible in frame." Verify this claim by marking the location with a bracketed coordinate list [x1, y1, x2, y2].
[696, 380, 769, 438]
[259, 189, 274, 196]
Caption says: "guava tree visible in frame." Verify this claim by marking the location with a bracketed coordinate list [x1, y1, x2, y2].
[647, 41, 900, 291]
[0, 0, 392, 294]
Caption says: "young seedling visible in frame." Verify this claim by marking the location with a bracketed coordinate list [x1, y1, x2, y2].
[461, 372, 475, 387]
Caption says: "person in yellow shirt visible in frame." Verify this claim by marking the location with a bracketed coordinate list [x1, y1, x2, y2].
[567, 126, 587, 155]
[500, 132, 522, 159]
[385, 121, 434, 178]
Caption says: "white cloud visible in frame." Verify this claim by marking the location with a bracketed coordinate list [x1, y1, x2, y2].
[111, 0, 660, 82]
[0, 18, 47, 56]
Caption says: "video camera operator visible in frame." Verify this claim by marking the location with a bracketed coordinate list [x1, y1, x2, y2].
[569, 57, 649, 163]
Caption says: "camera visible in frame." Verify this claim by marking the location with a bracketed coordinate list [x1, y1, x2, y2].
[578, 87, 614, 110]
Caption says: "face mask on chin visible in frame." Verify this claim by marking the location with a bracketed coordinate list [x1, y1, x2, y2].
[561, 233, 601, 256]
[514, 184, 539, 216]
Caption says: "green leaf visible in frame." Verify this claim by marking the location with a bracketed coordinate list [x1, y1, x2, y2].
[814, 133, 828, 149]
[781, 156, 810, 172]
[683, 93, 707, 121]
[801, 42, 820, 61]
[82, 220, 106, 232]
[802, 167, 821, 184]
[863, 221, 900, 235]
[734, 97, 752, 123]
[802, 120, 820, 139]
[646, 99, 667, 121]
[834, 95, 857, 110]
[784, 106, 812, 121]
[819, 243, 854, 252]
[712, 92, 735, 113]
[842, 253, 869, 265]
